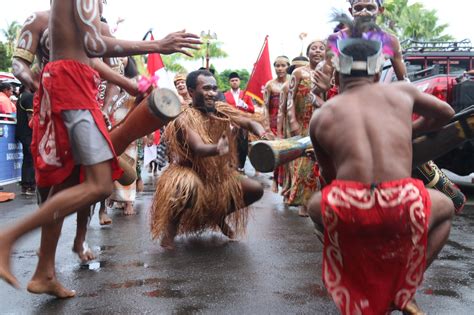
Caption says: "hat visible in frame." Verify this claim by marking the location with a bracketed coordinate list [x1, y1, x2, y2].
[173, 73, 186, 83]
[228, 72, 240, 80]
[333, 38, 385, 75]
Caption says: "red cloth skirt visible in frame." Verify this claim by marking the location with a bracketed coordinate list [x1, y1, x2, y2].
[31, 60, 122, 187]
[321, 178, 431, 314]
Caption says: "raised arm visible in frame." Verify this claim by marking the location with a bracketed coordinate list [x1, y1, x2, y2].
[12, 12, 48, 92]
[74, 0, 201, 58]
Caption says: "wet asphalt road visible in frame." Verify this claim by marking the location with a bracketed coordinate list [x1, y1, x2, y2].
[0, 170, 473, 314]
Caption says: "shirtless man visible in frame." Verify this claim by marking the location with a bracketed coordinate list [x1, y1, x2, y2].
[12, 3, 139, 266]
[308, 37, 454, 314]
[0, 0, 200, 297]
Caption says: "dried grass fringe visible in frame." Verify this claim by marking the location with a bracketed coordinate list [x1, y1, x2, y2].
[150, 103, 256, 238]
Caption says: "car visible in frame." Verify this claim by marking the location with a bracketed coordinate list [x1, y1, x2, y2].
[381, 39, 474, 187]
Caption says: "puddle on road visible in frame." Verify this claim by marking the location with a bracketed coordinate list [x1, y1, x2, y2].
[423, 288, 461, 299]
[107, 277, 182, 289]
[80, 260, 150, 271]
[143, 288, 184, 298]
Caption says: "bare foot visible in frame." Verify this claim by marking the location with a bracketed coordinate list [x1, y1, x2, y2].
[123, 203, 136, 216]
[160, 234, 175, 250]
[219, 222, 236, 240]
[298, 206, 309, 217]
[72, 242, 95, 263]
[0, 237, 19, 289]
[271, 181, 279, 193]
[27, 277, 76, 298]
[99, 211, 112, 225]
[402, 299, 425, 315]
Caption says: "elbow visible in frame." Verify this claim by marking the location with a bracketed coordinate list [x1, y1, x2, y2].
[84, 35, 107, 57]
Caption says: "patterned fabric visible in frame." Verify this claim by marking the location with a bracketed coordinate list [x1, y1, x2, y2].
[321, 178, 430, 315]
[268, 92, 280, 135]
[30, 60, 122, 187]
[284, 74, 322, 205]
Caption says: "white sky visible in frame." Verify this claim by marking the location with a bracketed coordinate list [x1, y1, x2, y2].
[1, 0, 473, 74]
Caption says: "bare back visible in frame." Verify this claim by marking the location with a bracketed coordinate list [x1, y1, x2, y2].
[311, 81, 453, 184]
[50, 0, 94, 64]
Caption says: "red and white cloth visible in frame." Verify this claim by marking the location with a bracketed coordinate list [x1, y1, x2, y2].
[321, 178, 430, 314]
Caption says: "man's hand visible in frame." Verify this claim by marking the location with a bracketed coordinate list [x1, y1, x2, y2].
[217, 133, 229, 156]
[156, 30, 202, 57]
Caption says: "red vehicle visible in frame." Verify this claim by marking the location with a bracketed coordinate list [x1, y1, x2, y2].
[381, 39, 474, 186]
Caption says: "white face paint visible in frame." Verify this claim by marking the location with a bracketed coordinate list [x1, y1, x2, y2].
[76, 0, 107, 56]
[18, 30, 33, 50]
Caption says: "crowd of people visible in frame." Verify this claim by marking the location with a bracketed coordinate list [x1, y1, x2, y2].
[0, 0, 466, 314]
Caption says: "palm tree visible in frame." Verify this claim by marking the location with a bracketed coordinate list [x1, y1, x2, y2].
[2, 21, 21, 56]
[162, 55, 187, 73]
[182, 41, 228, 67]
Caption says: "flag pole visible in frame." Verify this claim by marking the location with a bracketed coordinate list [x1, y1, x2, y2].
[243, 35, 269, 96]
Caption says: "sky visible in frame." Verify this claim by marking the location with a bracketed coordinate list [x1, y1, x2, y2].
[1, 0, 473, 75]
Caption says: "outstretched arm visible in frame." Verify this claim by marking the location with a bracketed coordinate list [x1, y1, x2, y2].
[74, 0, 201, 58]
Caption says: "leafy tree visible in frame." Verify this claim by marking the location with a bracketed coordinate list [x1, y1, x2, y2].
[378, 0, 454, 46]
[0, 42, 10, 71]
[182, 41, 228, 68]
[2, 21, 21, 56]
[217, 69, 250, 92]
[162, 54, 187, 74]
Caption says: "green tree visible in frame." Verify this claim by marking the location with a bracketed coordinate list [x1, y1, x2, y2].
[0, 42, 10, 71]
[378, 0, 454, 45]
[162, 54, 187, 74]
[217, 69, 250, 92]
[2, 21, 21, 56]
[183, 41, 228, 68]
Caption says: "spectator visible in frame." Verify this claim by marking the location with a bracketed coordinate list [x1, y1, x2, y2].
[0, 83, 16, 114]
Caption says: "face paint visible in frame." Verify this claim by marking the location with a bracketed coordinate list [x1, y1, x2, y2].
[352, 1, 379, 18]
[24, 13, 37, 26]
[76, 0, 107, 56]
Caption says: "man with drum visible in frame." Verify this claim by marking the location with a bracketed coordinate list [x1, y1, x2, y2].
[0, 0, 200, 297]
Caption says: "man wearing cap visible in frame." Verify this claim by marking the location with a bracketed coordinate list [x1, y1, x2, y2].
[224, 72, 255, 173]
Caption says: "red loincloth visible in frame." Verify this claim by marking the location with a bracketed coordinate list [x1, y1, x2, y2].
[31, 60, 122, 187]
[321, 178, 431, 315]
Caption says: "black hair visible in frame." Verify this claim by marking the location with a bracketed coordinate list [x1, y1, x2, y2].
[287, 56, 309, 74]
[198, 67, 215, 75]
[124, 56, 138, 78]
[186, 69, 214, 90]
[0, 82, 12, 93]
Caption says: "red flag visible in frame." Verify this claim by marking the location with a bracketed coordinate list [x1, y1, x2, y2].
[245, 36, 272, 104]
[147, 34, 165, 76]
[145, 34, 174, 90]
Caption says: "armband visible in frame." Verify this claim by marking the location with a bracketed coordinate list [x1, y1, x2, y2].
[13, 48, 35, 64]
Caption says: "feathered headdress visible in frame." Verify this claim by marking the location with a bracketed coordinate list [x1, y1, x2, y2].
[330, 12, 387, 75]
